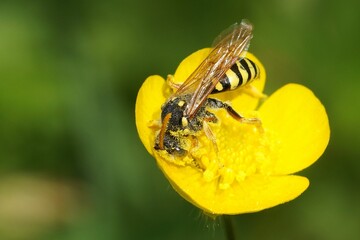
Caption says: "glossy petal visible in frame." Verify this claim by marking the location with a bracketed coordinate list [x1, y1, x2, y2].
[259, 84, 330, 174]
[135, 75, 166, 154]
[157, 157, 309, 214]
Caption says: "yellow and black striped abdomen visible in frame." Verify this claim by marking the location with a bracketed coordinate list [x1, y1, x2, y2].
[212, 57, 260, 93]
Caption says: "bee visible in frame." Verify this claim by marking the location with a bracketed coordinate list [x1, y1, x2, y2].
[155, 19, 262, 156]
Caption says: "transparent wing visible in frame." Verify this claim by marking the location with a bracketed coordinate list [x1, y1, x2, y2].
[173, 19, 253, 119]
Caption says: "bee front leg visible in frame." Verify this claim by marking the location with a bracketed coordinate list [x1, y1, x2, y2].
[166, 74, 182, 90]
[148, 120, 162, 130]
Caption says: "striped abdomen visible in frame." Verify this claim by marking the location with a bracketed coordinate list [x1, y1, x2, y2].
[212, 57, 260, 93]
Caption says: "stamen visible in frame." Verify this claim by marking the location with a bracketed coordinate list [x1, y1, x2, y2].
[195, 111, 280, 190]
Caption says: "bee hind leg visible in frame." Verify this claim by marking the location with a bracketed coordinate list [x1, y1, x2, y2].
[206, 98, 261, 125]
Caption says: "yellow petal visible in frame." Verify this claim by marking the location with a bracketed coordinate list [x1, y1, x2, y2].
[173, 49, 266, 112]
[173, 48, 212, 84]
[135, 75, 166, 155]
[259, 84, 330, 174]
[156, 158, 309, 214]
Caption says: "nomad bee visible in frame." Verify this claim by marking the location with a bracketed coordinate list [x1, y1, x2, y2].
[155, 20, 261, 156]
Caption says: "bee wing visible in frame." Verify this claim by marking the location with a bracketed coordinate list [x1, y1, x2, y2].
[173, 20, 253, 119]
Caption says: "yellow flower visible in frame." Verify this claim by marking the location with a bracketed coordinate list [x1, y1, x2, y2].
[135, 48, 330, 215]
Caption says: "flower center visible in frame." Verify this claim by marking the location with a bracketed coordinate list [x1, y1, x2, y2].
[191, 110, 280, 190]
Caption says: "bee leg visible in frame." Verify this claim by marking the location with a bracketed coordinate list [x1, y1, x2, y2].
[166, 74, 182, 90]
[202, 120, 218, 153]
[242, 85, 267, 99]
[148, 120, 161, 130]
[206, 98, 261, 125]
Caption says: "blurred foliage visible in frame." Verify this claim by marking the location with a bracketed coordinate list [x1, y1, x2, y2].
[0, 0, 359, 239]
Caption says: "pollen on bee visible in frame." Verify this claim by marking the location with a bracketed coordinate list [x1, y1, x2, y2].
[178, 100, 185, 107]
[181, 117, 188, 127]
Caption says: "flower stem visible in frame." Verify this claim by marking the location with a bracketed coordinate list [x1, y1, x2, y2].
[223, 215, 236, 240]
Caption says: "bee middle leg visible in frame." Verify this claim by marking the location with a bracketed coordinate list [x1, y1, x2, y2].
[166, 74, 182, 90]
[206, 98, 261, 125]
[202, 120, 218, 153]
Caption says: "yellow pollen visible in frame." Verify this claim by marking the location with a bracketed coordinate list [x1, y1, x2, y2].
[178, 100, 185, 107]
[181, 117, 188, 127]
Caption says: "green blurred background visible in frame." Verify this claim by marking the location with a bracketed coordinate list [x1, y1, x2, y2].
[0, 0, 359, 239]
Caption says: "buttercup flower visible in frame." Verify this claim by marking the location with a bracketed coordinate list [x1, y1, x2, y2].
[135, 48, 330, 215]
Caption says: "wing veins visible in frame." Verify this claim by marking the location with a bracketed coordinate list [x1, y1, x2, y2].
[172, 20, 253, 119]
